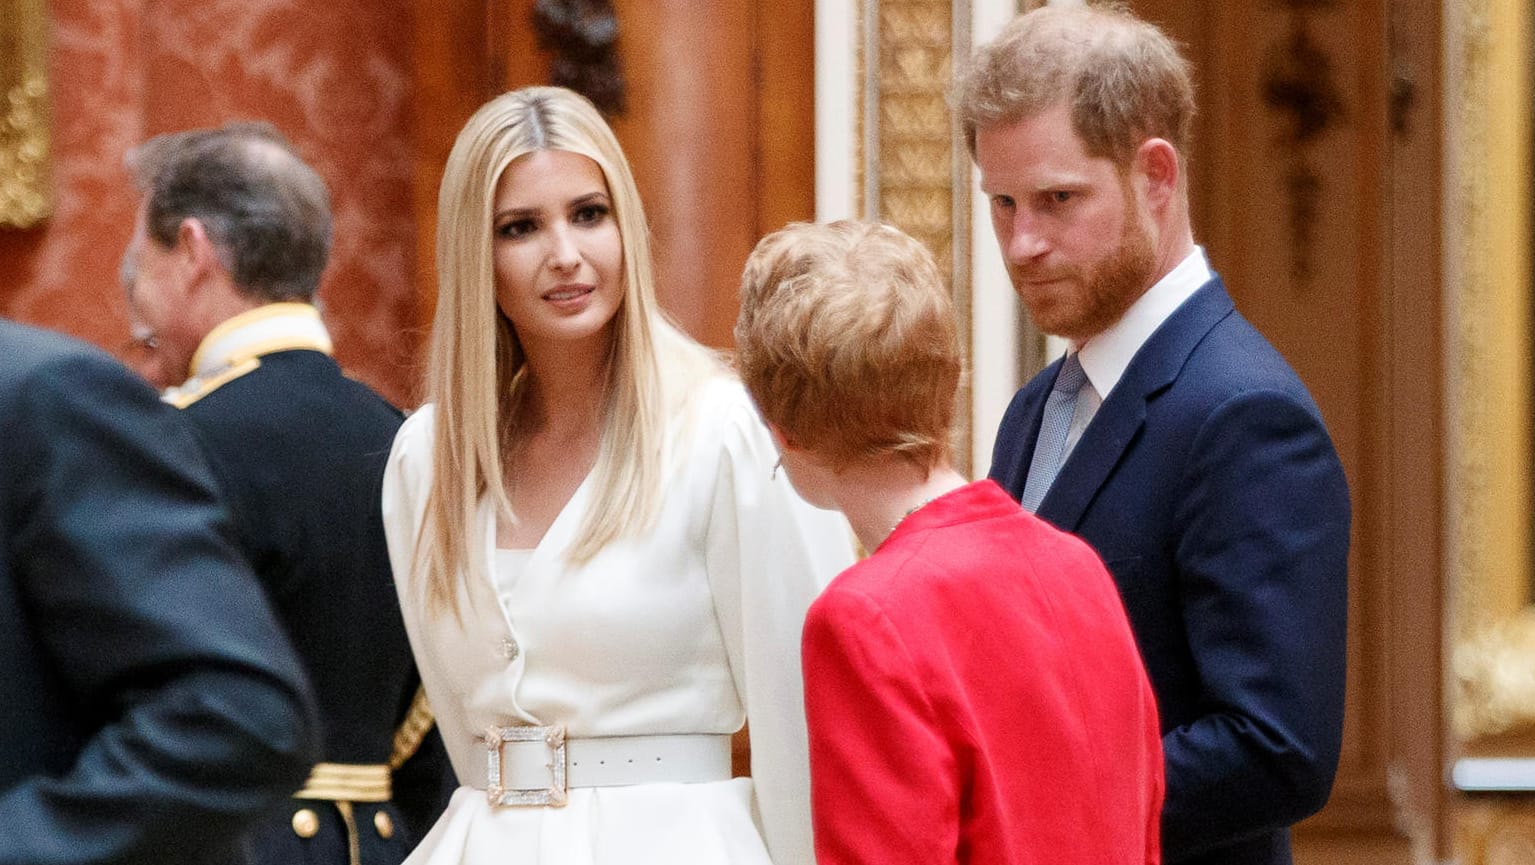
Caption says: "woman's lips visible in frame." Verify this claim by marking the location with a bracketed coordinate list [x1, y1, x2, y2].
[542, 284, 595, 307]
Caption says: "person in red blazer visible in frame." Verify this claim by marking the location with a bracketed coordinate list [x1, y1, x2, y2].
[734, 219, 1163, 865]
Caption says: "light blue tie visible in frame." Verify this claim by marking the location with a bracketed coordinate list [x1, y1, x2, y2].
[1020, 353, 1088, 513]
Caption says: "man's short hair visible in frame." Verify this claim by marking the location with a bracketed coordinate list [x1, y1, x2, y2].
[130, 122, 332, 303]
[954, 3, 1196, 165]
[735, 220, 961, 471]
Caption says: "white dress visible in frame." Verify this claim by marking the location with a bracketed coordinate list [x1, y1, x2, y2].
[381, 377, 854, 865]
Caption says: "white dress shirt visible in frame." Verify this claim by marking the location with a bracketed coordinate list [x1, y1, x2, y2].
[1062, 247, 1213, 458]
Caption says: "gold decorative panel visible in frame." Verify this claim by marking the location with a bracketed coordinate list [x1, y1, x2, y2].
[875, 1, 953, 276]
[860, 0, 972, 472]
[1446, 0, 1535, 746]
[0, 0, 51, 228]
[1445, 0, 1535, 851]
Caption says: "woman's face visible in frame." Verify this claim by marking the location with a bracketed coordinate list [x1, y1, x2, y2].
[492, 149, 624, 356]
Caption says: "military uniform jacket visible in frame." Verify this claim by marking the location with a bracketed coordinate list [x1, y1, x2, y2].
[169, 304, 452, 865]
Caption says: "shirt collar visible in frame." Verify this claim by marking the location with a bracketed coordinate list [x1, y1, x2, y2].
[187, 302, 332, 381]
[1074, 247, 1211, 399]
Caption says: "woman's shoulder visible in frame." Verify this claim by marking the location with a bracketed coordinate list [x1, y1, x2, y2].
[396, 403, 438, 444]
[677, 372, 762, 442]
[691, 370, 751, 410]
[667, 373, 785, 490]
[386, 403, 438, 485]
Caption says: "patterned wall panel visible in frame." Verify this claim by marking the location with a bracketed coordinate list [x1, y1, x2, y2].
[863, 0, 972, 473]
[0, 0, 420, 404]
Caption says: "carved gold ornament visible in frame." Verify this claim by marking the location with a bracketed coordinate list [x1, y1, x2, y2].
[0, 0, 51, 228]
[1446, 0, 1535, 746]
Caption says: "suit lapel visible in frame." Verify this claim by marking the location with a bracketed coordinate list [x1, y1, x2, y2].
[1037, 277, 1237, 531]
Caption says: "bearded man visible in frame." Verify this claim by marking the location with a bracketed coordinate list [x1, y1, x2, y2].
[958, 6, 1352, 865]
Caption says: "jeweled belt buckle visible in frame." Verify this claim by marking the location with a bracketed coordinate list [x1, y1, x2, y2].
[483, 723, 568, 807]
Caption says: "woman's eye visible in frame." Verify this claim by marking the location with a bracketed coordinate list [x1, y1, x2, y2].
[573, 203, 609, 225]
[1050, 190, 1073, 204]
[497, 218, 536, 239]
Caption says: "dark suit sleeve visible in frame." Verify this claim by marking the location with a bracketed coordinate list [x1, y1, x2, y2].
[1161, 388, 1350, 859]
[0, 351, 320, 865]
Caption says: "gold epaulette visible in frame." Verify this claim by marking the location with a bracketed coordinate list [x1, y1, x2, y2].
[164, 357, 261, 409]
[388, 686, 436, 770]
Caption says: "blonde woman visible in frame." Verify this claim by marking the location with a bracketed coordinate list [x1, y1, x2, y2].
[381, 87, 851, 865]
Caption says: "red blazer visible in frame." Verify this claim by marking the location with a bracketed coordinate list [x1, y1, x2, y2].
[802, 480, 1162, 865]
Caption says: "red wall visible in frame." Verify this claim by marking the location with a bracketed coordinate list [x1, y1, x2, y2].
[0, 1, 422, 404]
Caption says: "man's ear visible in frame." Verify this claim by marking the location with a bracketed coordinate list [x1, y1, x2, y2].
[1133, 138, 1180, 211]
[175, 217, 220, 283]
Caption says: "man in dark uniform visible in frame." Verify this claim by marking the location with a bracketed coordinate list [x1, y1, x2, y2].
[122, 122, 452, 863]
[0, 318, 320, 865]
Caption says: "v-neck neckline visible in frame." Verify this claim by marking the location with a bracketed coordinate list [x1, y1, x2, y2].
[482, 467, 594, 616]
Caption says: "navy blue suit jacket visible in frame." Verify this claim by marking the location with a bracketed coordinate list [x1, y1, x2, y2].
[990, 277, 1350, 865]
[0, 320, 319, 864]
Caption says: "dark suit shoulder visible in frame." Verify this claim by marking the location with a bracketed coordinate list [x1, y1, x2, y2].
[176, 351, 400, 522]
[1188, 311, 1312, 390]
[0, 323, 178, 513]
[0, 321, 150, 401]
[1158, 310, 1327, 427]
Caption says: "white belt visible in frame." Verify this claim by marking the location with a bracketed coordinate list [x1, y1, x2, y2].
[479, 724, 733, 807]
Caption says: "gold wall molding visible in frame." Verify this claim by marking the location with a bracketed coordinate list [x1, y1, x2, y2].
[1446, 0, 1535, 745]
[1457, 800, 1535, 865]
[874, 0, 953, 269]
[1456, 611, 1535, 741]
[0, 0, 51, 228]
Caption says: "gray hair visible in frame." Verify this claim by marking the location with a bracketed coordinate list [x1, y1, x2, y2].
[129, 122, 332, 302]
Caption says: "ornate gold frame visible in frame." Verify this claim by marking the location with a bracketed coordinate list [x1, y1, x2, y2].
[1446, 0, 1535, 751]
[0, 0, 51, 228]
[856, 0, 977, 474]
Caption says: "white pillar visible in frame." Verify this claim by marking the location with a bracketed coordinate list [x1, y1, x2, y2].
[967, 0, 1023, 476]
[815, 0, 857, 222]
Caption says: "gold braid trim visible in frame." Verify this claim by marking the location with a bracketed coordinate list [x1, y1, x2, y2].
[334, 800, 362, 865]
[388, 687, 435, 770]
[165, 358, 261, 409]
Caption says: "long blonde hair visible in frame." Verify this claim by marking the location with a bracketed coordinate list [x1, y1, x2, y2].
[420, 86, 719, 613]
